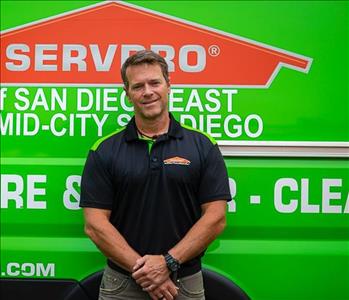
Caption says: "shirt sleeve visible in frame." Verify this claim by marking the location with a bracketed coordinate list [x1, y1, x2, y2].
[79, 150, 114, 209]
[198, 144, 231, 204]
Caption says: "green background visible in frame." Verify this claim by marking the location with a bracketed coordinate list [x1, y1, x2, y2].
[1, 159, 348, 300]
[1, 0, 349, 146]
[1, 2, 349, 300]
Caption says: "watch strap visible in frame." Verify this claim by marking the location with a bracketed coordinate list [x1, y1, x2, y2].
[164, 253, 180, 273]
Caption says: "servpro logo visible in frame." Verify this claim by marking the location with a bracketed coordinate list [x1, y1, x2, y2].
[0, 1, 313, 143]
[4, 44, 206, 73]
[0, 0, 311, 86]
[164, 157, 191, 166]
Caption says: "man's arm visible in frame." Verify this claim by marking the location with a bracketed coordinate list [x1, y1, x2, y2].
[132, 200, 227, 290]
[83, 207, 141, 272]
[84, 207, 178, 300]
[168, 200, 227, 263]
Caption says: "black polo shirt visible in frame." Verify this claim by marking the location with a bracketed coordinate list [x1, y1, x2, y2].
[80, 114, 231, 277]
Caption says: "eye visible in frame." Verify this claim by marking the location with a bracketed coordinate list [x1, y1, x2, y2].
[150, 80, 160, 86]
[131, 84, 143, 91]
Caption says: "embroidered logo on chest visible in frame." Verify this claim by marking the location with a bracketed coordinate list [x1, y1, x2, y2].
[164, 156, 191, 166]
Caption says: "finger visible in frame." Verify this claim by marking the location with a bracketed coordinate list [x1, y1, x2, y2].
[135, 276, 145, 284]
[133, 257, 146, 271]
[132, 268, 144, 280]
[140, 281, 151, 288]
[148, 292, 157, 300]
[168, 284, 179, 297]
[163, 290, 174, 300]
[143, 284, 156, 292]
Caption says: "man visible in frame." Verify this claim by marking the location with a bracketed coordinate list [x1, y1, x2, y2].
[80, 50, 231, 300]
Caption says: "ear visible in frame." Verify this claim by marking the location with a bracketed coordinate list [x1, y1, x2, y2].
[167, 77, 171, 94]
[124, 87, 132, 103]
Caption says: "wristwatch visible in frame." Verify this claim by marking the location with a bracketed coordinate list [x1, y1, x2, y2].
[164, 253, 180, 273]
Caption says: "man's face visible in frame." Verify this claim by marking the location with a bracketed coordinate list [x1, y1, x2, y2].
[125, 63, 170, 121]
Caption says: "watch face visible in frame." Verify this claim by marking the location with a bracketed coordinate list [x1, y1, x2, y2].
[169, 260, 179, 272]
[165, 254, 180, 272]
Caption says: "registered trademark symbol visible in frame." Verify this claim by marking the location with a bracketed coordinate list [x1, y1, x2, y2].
[208, 45, 220, 57]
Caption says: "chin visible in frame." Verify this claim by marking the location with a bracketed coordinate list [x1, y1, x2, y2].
[142, 113, 161, 120]
[141, 109, 165, 120]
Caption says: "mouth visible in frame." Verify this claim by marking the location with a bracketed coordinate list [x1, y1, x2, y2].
[141, 99, 158, 106]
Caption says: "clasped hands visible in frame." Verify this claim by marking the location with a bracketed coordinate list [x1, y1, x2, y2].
[132, 255, 179, 300]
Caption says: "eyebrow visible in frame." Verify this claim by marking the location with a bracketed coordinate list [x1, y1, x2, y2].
[130, 77, 162, 86]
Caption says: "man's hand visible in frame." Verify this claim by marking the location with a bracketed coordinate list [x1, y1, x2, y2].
[132, 255, 170, 291]
[148, 278, 179, 300]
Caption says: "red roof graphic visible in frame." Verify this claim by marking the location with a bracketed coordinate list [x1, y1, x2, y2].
[0, 1, 312, 86]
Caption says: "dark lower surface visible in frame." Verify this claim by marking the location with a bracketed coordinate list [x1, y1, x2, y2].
[1, 268, 250, 300]
[203, 269, 250, 300]
[0, 278, 86, 300]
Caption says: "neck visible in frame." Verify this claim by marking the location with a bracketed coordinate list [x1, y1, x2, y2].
[135, 113, 170, 137]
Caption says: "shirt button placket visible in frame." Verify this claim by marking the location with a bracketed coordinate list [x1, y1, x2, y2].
[150, 155, 160, 170]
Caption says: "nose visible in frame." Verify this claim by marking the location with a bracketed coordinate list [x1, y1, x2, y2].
[143, 84, 153, 97]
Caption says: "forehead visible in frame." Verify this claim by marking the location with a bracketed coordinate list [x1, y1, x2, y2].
[126, 63, 164, 84]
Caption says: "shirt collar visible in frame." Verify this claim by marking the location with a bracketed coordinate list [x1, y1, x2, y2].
[124, 113, 183, 142]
